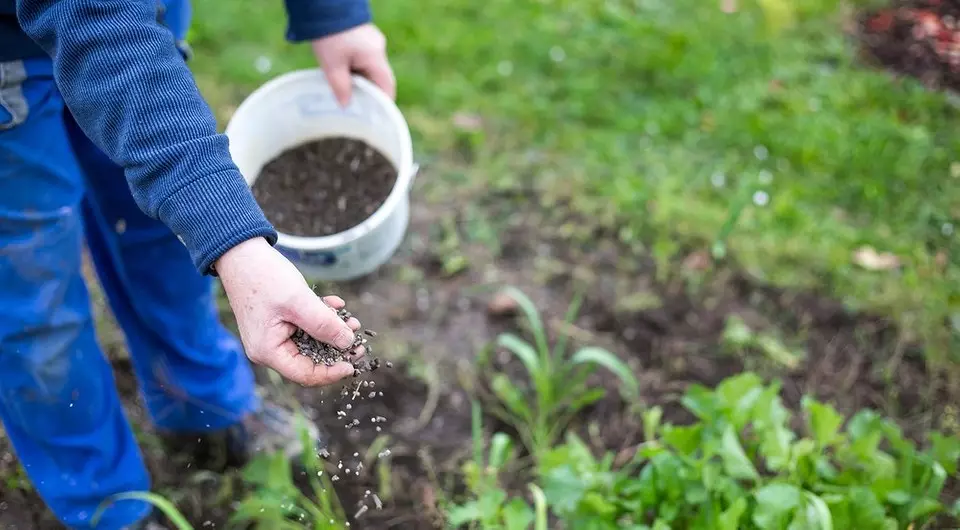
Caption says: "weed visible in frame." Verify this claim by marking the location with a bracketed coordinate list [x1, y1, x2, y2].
[445, 402, 545, 529]
[229, 416, 348, 529]
[478, 286, 638, 460]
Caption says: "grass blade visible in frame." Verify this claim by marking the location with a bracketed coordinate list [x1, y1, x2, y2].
[553, 290, 584, 359]
[528, 484, 548, 530]
[496, 332, 541, 378]
[570, 347, 639, 400]
[93, 491, 193, 530]
[500, 287, 549, 358]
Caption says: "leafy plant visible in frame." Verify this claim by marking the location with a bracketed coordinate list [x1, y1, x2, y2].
[445, 402, 547, 529]
[230, 415, 348, 529]
[532, 372, 960, 529]
[479, 286, 639, 460]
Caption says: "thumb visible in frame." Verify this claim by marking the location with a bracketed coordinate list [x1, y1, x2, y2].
[324, 62, 354, 108]
[289, 291, 356, 350]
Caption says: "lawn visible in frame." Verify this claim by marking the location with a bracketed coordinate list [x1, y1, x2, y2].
[1, 0, 959, 528]
[190, 0, 959, 356]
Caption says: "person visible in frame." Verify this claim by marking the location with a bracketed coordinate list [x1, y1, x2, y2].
[0, 0, 396, 527]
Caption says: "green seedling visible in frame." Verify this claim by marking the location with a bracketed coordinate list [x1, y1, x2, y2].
[445, 401, 546, 530]
[230, 415, 348, 529]
[480, 286, 639, 461]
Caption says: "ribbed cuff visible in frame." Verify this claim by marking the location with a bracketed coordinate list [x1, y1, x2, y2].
[157, 169, 278, 275]
[284, 0, 372, 42]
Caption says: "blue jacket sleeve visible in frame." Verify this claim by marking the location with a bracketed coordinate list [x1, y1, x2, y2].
[16, 0, 277, 274]
[283, 0, 371, 42]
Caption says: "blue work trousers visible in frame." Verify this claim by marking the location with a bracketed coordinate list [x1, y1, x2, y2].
[0, 56, 259, 529]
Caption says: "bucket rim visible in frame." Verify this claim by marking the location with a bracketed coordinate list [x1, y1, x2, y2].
[225, 68, 415, 252]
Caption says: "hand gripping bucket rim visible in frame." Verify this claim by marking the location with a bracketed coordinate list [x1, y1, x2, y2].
[224, 68, 416, 253]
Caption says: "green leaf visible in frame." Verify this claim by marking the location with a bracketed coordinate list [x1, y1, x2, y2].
[907, 498, 942, 521]
[662, 424, 703, 456]
[847, 487, 889, 529]
[717, 497, 747, 530]
[491, 374, 532, 420]
[803, 492, 834, 530]
[802, 397, 843, 448]
[446, 500, 486, 526]
[502, 498, 535, 530]
[499, 286, 550, 357]
[529, 484, 548, 530]
[497, 333, 542, 380]
[93, 492, 193, 530]
[643, 406, 663, 442]
[570, 347, 639, 400]
[682, 384, 716, 420]
[716, 372, 764, 426]
[930, 432, 960, 475]
[719, 426, 759, 481]
[542, 465, 587, 515]
[488, 432, 516, 470]
[567, 386, 606, 414]
[753, 482, 801, 529]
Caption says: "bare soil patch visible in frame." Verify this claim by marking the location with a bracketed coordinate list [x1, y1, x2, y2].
[858, 0, 960, 93]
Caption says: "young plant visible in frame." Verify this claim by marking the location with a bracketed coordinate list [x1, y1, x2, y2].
[481, 286, 639, 460]
[229, 415, 348, 529]
[445, 401, 547, 530]
[533, 372, 960, 529]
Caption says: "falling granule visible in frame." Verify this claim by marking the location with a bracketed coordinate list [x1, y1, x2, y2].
[354, 505, 369, 519]
[372, 494, 383, 510]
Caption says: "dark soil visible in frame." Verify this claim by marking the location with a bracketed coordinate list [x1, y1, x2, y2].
[0, 183, 956, 529]
[858, 0, 960, 92]
[252, 137, 398, 237]
[292, 306, 388, 376]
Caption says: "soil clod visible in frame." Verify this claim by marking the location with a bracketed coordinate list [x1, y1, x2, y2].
[252, 137, 398, 237]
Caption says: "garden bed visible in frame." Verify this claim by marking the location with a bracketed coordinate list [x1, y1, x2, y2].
[858, 0, 960, 93]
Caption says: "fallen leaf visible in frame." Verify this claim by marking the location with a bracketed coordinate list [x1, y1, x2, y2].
[452, 112, 483, 132]
[682, 250, 711, 272]
[935, 250, 948, 270]
[487, 290, 519, 317]
[853, 246, 901, 270]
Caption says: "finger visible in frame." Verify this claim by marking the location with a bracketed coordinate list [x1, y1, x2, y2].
[263, 341, 355, 386]
[323, 63, 354, 107]
[290, 291, 355, 350]
[357, 58, 396, 101]
[322, 295, 345, 309]
[346, 317, 361, 331]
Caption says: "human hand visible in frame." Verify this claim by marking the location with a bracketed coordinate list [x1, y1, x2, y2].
[311, 23, 396, 107]
[215, 237, 364, 385]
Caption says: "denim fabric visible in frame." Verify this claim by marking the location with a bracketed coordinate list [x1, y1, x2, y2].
[0, 56, 259, 529]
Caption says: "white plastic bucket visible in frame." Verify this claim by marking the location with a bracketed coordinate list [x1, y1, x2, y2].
[225, 68, 417, 282]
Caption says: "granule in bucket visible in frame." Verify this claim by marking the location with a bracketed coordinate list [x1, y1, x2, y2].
[252, 137, 398, 238]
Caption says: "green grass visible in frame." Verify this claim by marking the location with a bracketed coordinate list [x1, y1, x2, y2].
[188, 0, 959, 357]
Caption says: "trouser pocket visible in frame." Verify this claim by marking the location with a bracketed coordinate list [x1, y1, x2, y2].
[0, 61, 29, 131]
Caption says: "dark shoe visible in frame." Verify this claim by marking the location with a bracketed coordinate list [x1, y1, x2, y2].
[162, 400, 323, 471]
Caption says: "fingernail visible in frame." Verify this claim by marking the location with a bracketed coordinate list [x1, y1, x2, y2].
[334, 329, 354, 350]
